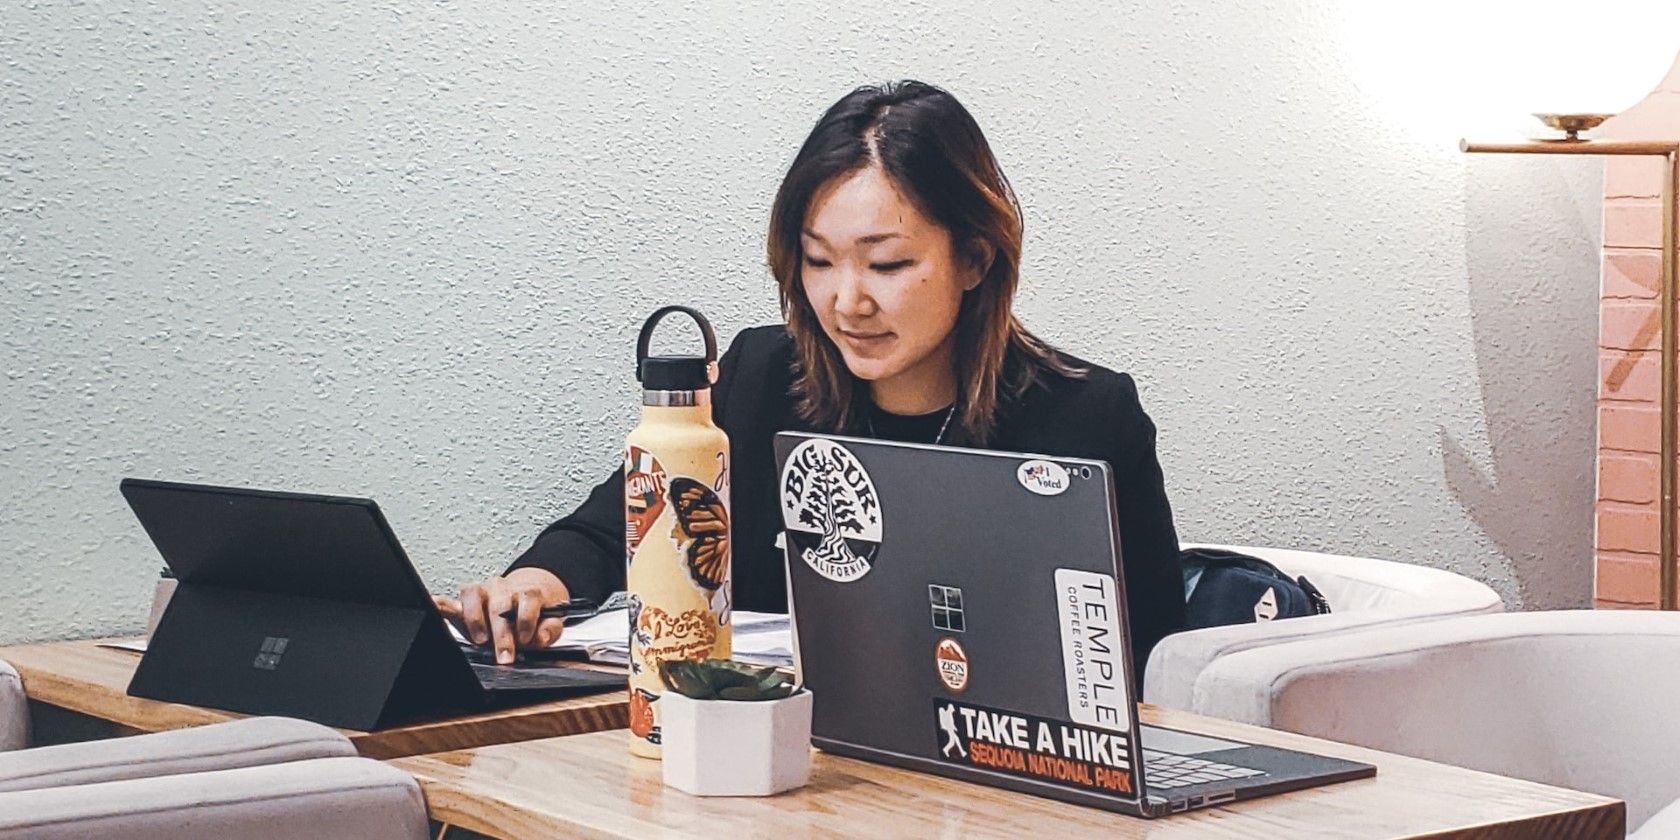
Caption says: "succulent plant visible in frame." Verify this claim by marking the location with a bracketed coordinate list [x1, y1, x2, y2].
[660, 659, 797, 701]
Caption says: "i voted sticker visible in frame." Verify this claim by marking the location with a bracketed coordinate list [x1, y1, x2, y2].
[1016, 460, 1070, 496]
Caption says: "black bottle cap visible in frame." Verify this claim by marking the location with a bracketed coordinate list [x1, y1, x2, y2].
[639, 355, 713, 391]
[636, 306, 718, 393]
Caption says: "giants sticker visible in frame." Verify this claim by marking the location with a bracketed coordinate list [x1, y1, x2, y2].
[934, 699, 1135, 797]
[625, 446, 668, 560]
[1055, 568, 1131, 731]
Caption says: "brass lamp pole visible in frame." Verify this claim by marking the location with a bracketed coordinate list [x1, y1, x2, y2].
[1460, 127, 1680, 609]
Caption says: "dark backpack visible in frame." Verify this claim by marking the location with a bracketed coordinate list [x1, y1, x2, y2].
[1180, 547, 1331, 630]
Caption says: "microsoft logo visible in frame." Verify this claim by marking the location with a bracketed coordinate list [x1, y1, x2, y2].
[253, 636, 289, 671]
[929, 584, 965, 633]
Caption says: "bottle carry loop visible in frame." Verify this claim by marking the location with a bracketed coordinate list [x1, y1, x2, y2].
[636, 305, 719, 387]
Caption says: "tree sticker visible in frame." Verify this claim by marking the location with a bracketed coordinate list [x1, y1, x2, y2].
[780, 439, 883, 582]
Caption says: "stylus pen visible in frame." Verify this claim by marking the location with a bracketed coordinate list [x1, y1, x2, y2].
[494, 598, 600, 623]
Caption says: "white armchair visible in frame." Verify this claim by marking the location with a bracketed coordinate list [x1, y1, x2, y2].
[1144, 544, 1504, 709]
[0, 716, 427, 839]
[0, 659, 24, 751]
[0, 756, 428, 840]
[1187, 610, 1680, 836]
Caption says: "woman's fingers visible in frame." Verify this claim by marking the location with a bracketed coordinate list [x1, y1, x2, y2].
[447, 570, 575, 657]
[432, 595, 470, 640]
[458, 584, 490, 645]
[514, 593, 544, 650]
[534, 616, 566, 649]
[486, 587, 518, 665]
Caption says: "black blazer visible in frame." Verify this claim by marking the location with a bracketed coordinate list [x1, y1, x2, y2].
[508, 325, 1186, 677]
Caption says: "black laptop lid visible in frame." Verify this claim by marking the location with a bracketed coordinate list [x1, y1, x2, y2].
[120, 478, 430, 607]
[775, 433, 1148, 808]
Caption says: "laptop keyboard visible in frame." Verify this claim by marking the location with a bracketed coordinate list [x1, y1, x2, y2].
[470, 662, 624, 692]
[1142, 749, 1265, 789]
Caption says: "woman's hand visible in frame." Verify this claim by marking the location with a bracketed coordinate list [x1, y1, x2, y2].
[432, 567, 572, 665]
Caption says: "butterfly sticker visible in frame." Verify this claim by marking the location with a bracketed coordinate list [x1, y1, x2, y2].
[668, 476, 730, 592]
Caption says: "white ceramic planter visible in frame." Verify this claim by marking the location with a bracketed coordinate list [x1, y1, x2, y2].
[660, 689, 813, 796]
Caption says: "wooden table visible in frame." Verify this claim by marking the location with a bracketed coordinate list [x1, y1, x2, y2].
[393, 707, 1624, 840]
[0, 638, 629, 759]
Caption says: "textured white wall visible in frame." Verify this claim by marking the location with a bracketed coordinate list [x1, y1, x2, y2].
[0, 0, 1604, 644]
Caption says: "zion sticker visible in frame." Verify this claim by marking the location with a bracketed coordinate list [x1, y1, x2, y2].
[779, 438, 882, 582]
[936, 638, 969, 692]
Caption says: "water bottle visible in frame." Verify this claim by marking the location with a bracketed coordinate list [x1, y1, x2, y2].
[624, 306, 733, 758]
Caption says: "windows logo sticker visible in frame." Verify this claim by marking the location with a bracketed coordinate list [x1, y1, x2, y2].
[253, 636, 289, 671]
[930, 584, 965, 633]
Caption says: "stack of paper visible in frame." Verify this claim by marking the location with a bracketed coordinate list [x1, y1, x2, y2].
[575, 611, 793, 668]
[442, 600, 795, 668]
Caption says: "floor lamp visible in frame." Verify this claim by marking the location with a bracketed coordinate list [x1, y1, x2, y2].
[1460, 124, 1680, 609]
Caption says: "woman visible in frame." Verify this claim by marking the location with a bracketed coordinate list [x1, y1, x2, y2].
[438, 80, 1185, 682]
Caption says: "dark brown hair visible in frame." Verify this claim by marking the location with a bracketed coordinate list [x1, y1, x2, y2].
[767, 80, 1081, 446]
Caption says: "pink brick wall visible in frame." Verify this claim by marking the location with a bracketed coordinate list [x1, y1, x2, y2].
[1596, 55, 1680, 608]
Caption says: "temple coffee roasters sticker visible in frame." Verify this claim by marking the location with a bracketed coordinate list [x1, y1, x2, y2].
[779, 438, 883, 582]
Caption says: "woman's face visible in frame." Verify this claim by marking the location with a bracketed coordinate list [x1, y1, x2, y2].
[800, 165, 976, 403]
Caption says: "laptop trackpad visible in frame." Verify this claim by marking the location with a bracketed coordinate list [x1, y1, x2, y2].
[1140, 725, 1248, 755]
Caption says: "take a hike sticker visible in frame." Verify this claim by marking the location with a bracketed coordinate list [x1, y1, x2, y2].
[779, 438, 883, 582]
[934, 699, 1136, 799]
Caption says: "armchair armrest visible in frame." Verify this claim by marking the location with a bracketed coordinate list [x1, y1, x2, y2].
[1190, 610, 1680, 831]
[0, 660, 24, 752]
[1146, 544, 1505, 710]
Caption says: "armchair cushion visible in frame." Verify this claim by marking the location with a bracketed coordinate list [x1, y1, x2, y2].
[0, 716, 355, 793]
[0, 756, 427, 840]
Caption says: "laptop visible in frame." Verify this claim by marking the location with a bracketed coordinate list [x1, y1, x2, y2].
[773, 433, 1375, 817]
[119, 478, 624, 731]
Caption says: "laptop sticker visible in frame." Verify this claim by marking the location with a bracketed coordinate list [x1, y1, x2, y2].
[1016, 459, 1070, 496]
[779, 438, 883, 582]
[935, 637, 969, 692]
[1055, 568, 1131, 731]
[929, 584, 965, 632]
[933, 699, 1135, 797]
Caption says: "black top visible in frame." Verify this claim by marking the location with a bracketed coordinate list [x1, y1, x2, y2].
[507, 325, 1186, 680]
[864, 401, 955, 444]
